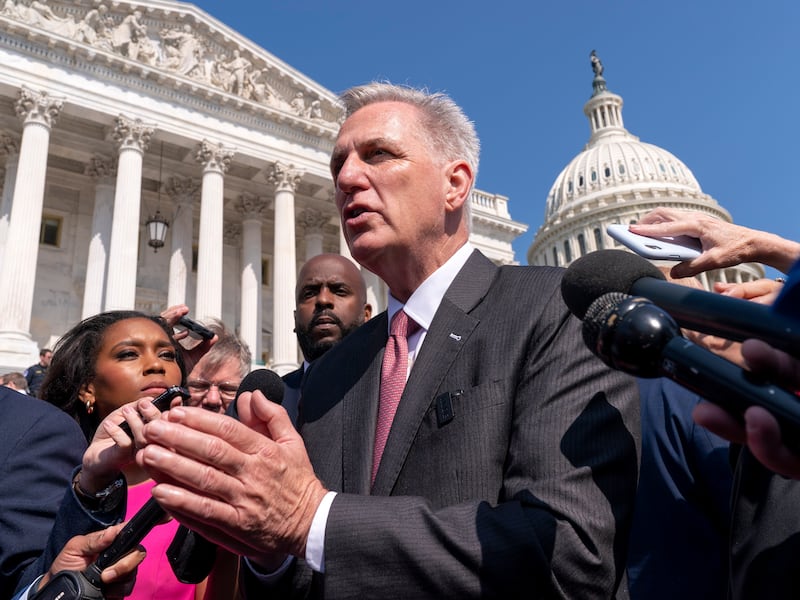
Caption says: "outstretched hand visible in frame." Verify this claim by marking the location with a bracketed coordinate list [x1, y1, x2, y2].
[138, 391, 328, 570]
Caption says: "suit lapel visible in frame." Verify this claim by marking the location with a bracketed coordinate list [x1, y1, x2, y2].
[341, 313, 388, 495]
[371, 251, 499, 494]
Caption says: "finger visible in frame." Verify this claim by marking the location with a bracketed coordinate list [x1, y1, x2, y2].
[692, 401, 747, 444]
[237, 391, 297, 442]
[741, 339, 800, 389]
[147, 406, 272, 459]
[745, 406, 800, 478]
[101, 545, 147, 583]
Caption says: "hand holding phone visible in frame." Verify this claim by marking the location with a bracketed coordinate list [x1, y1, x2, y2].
[118, 386, 190, 438]
[176, 316, 215, 341]
[607, 224, 701, 261]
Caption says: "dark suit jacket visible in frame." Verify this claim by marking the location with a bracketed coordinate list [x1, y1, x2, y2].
[283, 366, 304, 427]
[0, 387, 87, 598]
[244, 250, 640, 599]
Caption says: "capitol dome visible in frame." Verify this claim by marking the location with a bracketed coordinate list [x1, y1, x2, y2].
[528, 53, 763, 289]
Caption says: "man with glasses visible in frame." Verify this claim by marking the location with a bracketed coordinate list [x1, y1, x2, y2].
[184, 319, 251, 413]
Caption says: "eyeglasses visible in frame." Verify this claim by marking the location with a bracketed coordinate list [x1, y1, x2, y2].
[186, 379, 240, 401]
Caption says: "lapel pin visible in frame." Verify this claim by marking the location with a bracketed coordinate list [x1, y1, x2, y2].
[449, 333, 462, 341]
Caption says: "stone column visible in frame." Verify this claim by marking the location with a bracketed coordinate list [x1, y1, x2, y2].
[105, 115, 154, 310]
[164, 176, 199, 308]
[81, 155, 116, 319]
[267, 162, 303, 375]
[236, 193, 270, 367]
[0, 88, 63, 368]
[194, 140, 234, 321]
[298, 208, 328, 260]
[331, 192, 353, 262]
[0, 134, 20, 272]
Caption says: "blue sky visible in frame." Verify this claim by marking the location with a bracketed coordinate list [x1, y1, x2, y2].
[191, 0, 799, 267]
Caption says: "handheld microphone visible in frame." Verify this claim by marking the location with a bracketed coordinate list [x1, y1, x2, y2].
[582, 292, 800, 452]
[167, 369, 285, 584]
[561, 249, 800, 357]
[31, 498, 165, 600]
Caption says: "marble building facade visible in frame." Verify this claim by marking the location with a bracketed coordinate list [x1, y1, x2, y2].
[0, 0, 528, 373]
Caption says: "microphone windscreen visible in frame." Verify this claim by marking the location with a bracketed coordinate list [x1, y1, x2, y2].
[561, 249, 665, 319]
[227, 368, 285, 420]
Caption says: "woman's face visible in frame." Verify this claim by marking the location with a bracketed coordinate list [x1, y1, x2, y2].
[80, 317, 183, 420]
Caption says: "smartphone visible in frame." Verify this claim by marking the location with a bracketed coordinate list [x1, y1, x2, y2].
[607, 224, 701, 261]
[176, 315, 215, 341]
[118, 385, 190, 438]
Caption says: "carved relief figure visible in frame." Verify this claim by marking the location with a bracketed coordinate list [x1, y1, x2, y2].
[75, 4, 113, 50]
[245, 68, 282, 107]
[159, 24, 203, 76]
[111, 10, 147, 60]
[220, 49, 252, 96]
[290, 91, 305, 115]
[4, 0, 79, 38]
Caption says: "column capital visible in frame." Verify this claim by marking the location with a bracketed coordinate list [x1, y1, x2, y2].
[164, 175, 200, 201]
[224, 222, 242, 246]
[196, 140, 235, 174]
[236, 192, 272, 220]
[15, 87, 64, 128]
[0, 133, 20, 157]
[266, 162, 303, 192]
[112, 115, 155, 153]
[298, 208, 330, 232]
[85, 154, 117, 181]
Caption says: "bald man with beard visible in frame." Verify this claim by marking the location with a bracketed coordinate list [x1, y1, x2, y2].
[283, 254, 372, 423]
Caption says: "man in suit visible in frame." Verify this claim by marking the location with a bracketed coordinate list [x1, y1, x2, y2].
[139, 82, 640, 598]
[0, 385, 87, 597]
[283, 253, 372, 424]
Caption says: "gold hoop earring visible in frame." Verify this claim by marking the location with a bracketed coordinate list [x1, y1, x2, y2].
[85, 400, 94, 414]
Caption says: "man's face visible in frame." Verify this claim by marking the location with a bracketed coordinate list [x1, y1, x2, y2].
[294, 255, 368, 362]
[41, 351, 52, 367]
[330, 101, 450, 275]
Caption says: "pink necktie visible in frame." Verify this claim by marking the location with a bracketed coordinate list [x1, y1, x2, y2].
[372, 309, 420, 485]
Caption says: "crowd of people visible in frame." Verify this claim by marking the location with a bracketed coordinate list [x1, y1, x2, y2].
[0, 82, 798, 600]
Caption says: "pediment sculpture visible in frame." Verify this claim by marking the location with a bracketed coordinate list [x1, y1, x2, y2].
[0, 0, 340, 126]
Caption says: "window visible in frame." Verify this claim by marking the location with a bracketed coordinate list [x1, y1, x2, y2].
[590, 169, 597, 182]
[594, 228, 604, 250]
[604, 166, 611, 178]
[39, 215, 62, 247]
[563, 240, 572, 263]
[578, 233, 587, 257]
[552, 247, 559, 267]
[618, 163, 626, 175]
[191, 245, 198, 272]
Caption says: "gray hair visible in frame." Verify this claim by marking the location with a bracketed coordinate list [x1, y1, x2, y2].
[339, 82, 480, 194]
[199, 318, 251, 378]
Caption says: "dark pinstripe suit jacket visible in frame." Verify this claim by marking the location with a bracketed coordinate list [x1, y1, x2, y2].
[244, 250, 640, 599]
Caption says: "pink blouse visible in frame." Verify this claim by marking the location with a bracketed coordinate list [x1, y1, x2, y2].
[125, 480, 197, 600]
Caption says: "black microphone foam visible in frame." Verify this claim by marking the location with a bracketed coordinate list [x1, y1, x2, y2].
[561, 249, 665, 319]
[227, 368, 284, 421]
[582, 292, 800, 453]
[168, 368, 285, 584]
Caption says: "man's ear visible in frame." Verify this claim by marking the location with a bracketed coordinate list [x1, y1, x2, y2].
[444, 160, 473, 214]
[363, 303, 373, 321]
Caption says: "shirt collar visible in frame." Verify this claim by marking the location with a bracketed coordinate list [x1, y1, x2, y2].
[387, 243, 474, 332]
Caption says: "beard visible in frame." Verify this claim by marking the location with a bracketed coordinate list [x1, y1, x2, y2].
[296, 311, 363, 362]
